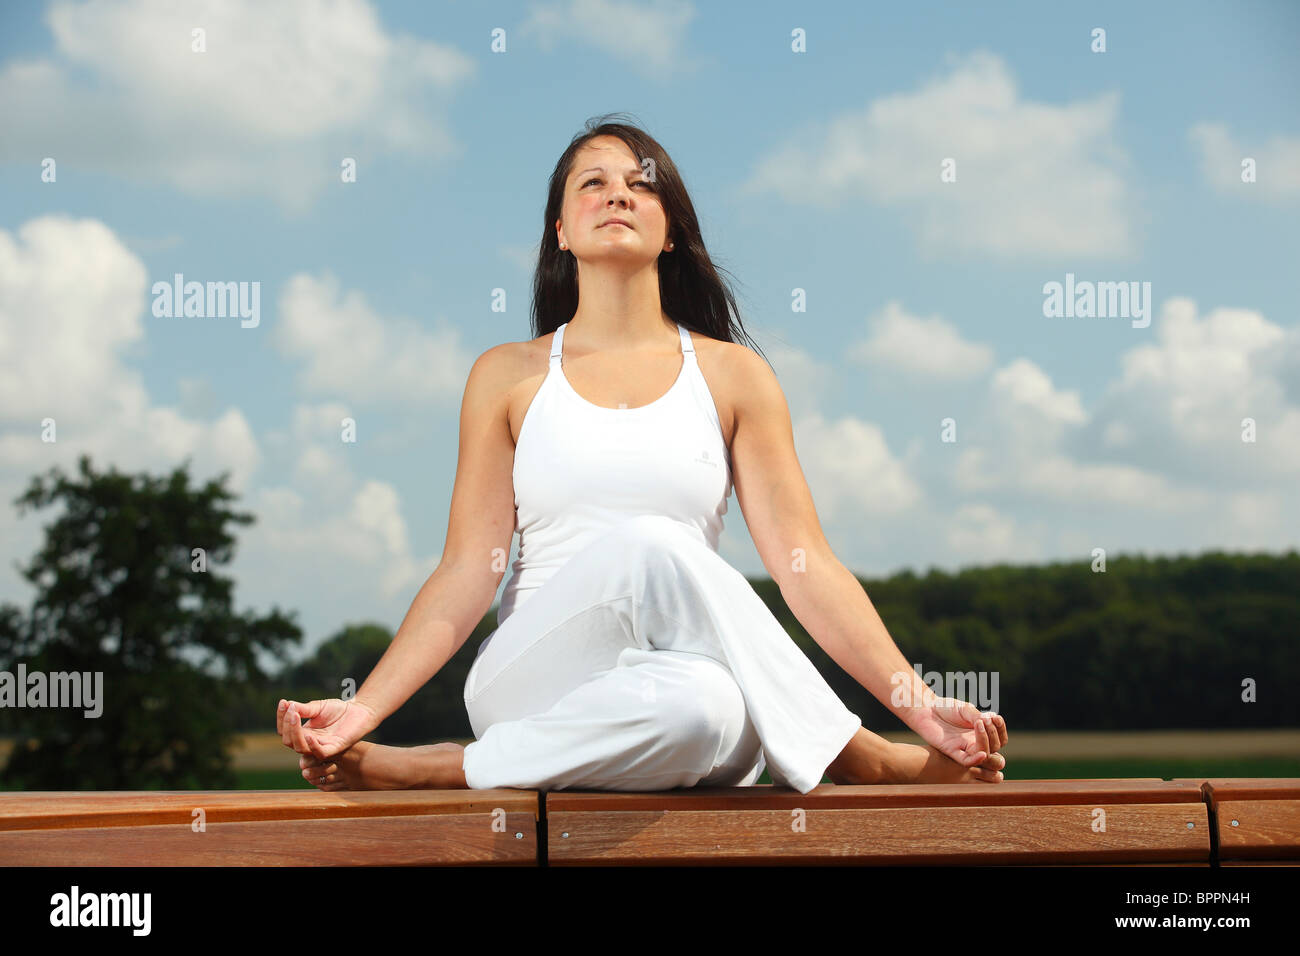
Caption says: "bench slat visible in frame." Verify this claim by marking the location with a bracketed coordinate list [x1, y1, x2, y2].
[0, 789, 538, 831]
[545, 779, 1201, 813]
[0, 813, 538, 866]
[547, 803, 1209, 865]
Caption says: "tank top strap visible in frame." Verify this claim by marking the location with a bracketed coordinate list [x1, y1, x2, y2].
[677, 322, 696, 358]
[550, 322, 567, 366]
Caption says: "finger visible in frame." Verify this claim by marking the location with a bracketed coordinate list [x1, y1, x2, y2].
[288, 703, 308, 753]
[971, 718, 990, 765]
[994, 714, 1008, 750]
[981, 717, 1001, 754]
[291, 708, 312, 754]
[309, 769, 342, 789]
[979, 752, 1006, 772]
[281, 702, 296, 748]
[308, 734, 333, 760]
[276, 699, 287, 736]
[979, 713, 1003, 752]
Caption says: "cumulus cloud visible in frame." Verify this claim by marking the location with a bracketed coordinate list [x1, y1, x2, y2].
[1085, 297, 1300, 482]
[791, 411, 924, 522]
[944, 295, 1300, 543]
[0, 214, 261, 489]
[741, 50, 1133, 259]
[0, 0, 476, 212]
[951, 351, 1209, 511]
[849, 300, 995, 382]
[274, 272, 477, 406]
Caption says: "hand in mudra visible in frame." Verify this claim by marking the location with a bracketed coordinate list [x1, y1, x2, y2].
[277, 697, 378, 760]
[910, 696, 1008, 772]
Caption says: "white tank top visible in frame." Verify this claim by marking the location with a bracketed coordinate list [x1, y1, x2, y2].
[498, 321, 732, 625]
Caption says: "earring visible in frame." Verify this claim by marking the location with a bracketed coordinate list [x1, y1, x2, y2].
[560, 242, 566, 250]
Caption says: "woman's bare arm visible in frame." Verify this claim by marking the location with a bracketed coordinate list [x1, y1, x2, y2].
[348, 343, 521, 730]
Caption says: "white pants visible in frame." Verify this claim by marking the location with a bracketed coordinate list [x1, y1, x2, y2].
[461, 514, 863, 794]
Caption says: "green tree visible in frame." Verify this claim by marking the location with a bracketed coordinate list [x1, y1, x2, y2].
[0, 454, 302, 789]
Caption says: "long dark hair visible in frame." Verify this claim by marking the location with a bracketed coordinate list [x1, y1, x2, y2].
[531, 112, 768, 364]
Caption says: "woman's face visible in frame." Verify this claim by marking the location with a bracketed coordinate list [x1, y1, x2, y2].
[556, 135, 671, 265]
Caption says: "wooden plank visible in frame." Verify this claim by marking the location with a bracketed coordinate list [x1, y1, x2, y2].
[0, 789, 538, 831]
[546, 779, 1204, 812]
[1177, 778, 1300, 863]
[1215, 800, 1300, 861]
[0, 812, 539, 866]
[547, 802, 1210, 866]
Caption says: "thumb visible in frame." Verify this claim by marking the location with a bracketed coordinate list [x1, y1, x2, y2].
[307, 732, 338, 761]
[293, 699, 326, 721]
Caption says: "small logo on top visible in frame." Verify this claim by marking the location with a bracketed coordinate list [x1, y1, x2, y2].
[692, 448, 718, 468]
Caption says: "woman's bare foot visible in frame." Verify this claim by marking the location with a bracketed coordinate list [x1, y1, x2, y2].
[827, 727, 1005, 785]
[300, 740, 468, 791]
[893, 742, 1005, 784]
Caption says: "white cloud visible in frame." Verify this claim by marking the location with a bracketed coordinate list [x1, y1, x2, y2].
[792, 411, 923, 521]
[0, 0, 475, 212]
[990, 358, 1087, 429]
[274, 272, 477, 406]
[742, 50, 1133, 259]
[519, 0, 698, 78]
[850, 300, 995, 382]
[950, 350, 1209, 511]
[240, 478, 435, 608]
[1088, 297, 1300, 481]
[946, 295, 1300, 534]
[1189, 122, 1300, 199]
[0, 214, 261, 491]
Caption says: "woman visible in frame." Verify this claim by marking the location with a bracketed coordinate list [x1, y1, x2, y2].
[277, 115, 1008, 794]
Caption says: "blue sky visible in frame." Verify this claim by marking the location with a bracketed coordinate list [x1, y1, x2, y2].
[1, 0, 1297, 661]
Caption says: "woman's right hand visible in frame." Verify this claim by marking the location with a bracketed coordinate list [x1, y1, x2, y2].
[277, 697, 379, 760]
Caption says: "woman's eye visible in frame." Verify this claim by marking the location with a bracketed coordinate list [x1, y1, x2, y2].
[583, 178, 652, 188]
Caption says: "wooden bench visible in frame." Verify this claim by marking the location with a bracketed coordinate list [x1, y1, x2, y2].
[1171, 777, 1300, 866]
[545, 779, 1211, 866]
[7, 778, 1296, 866]
[0, 790, 540, 866]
